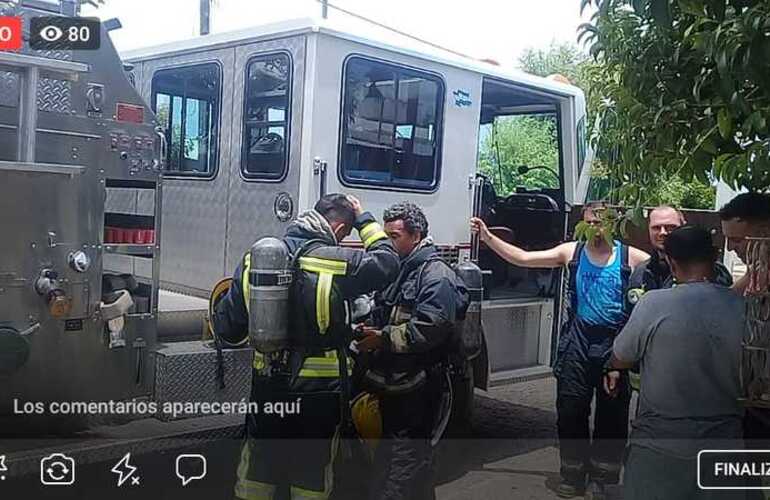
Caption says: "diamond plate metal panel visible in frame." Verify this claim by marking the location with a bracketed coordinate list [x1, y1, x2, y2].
[9, 11, 75, 114]
[0, 62, 72, 113]
[225, 36, 305, 273]
[139, 50, 235, 296]
[35, 47, 74, 114]
[0, 71, 18, 108]
[38, 77, 72, 114]
[154, 341, 253, 421]
[135, 35, 306, 296]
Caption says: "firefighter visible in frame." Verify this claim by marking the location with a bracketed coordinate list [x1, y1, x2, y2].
[627, 206, 732, 302]
[354, 201, 469, 500]
[471, 202, 649, 500]
[625, 206, 732, 392]
[211, 193, 399, 500]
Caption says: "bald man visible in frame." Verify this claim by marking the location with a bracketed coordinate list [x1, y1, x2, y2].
[626, 206, 732, 308]
[624, 206, 732, 394]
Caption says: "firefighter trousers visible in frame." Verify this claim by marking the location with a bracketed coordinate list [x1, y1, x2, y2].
[368, 376, 442, 500]
[235, 374, 342, 500]
[554, 319, 630, 487]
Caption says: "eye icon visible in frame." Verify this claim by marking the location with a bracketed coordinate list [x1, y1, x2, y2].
[39, 25, 63, 42]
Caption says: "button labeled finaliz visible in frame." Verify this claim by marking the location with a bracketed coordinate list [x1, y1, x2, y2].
[698, 450, 770, 490]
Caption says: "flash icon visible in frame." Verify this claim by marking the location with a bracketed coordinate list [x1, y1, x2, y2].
[111, 452, 140, 487]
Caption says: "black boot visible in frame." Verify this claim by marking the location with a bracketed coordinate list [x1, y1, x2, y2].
[583, 481, 606, 500]
[556, 478, 585, 498]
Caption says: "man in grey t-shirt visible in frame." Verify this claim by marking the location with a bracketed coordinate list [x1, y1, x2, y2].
[606, 225, 746, 500]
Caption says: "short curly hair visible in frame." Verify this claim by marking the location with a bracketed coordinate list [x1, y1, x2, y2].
[383, 202, 429, 239]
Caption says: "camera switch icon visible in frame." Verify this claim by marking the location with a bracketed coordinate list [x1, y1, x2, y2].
[40, 453, 75, 486]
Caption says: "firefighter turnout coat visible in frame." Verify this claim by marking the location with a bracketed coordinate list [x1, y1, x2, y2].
[212, 209, 399, 500]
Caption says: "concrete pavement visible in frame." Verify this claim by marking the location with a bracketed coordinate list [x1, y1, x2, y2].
[436, 377, 622, 500]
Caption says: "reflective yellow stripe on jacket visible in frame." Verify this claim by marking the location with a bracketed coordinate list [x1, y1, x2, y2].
[253, 350, 350, 378]
[245, 251, 350, 378]
[244, 251, 349, 333]
[243, 253, 252, 309]
[359, 221, 387, 249]
[298, 256, 347, 335]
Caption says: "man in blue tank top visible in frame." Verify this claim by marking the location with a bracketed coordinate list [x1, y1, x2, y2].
[471, 202, 649, 499]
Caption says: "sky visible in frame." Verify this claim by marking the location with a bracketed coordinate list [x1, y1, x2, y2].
[82, 0, 591, 68]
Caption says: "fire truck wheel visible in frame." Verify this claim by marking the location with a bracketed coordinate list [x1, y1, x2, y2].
[448, 360, 475, 434]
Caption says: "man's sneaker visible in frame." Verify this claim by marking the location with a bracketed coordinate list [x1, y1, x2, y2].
[584, 481, 606, 500]
[556, 480, 584, 498]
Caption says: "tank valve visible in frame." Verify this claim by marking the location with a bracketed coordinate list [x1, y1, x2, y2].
[35, 269, 72, 318]
[100, 289, 134, 349]
[68, 250, 91, 273]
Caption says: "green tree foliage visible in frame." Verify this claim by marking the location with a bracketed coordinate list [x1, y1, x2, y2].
[580, 0, 770, 201]
[574, 205, 624, 243]
[589, 160, 716, 208]
[518, 42, 591, 90]
[513, 38, 715, 208]
[474, 43, 584, 196]
[656, 173, 717, 208]
[478, 115, 560, 194]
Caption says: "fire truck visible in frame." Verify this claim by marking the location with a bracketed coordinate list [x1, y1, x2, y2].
[0, 0, 591, 482]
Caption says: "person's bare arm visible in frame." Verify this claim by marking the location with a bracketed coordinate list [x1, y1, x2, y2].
[470, 217, 575, 268]
[628, 246, 651, 270]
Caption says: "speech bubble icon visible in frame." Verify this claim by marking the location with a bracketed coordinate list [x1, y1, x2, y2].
[175, 454, 206, 486]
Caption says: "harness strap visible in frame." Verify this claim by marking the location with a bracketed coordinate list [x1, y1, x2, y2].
[298, 256, 347, 335]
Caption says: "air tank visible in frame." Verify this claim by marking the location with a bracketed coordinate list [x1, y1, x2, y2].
[248, 237, 293, 353]
[454, 260, 483, 357]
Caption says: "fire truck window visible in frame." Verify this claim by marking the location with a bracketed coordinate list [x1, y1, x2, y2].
[242, 53, 291, 180]
[340, 57, 444, 191]
[151, 63, 221, 178]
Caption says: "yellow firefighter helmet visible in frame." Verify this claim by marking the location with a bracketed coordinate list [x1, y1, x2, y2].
[351, 392, 382, 461]
[207, 277, 233, 339]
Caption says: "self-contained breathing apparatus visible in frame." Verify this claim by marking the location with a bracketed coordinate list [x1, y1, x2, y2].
[454, 260, 483, 359]
[246, 235, 360, 461]
[351, 256, 482, 448]
[247, 237, 293, 360]
[246, 236, 334, 381]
